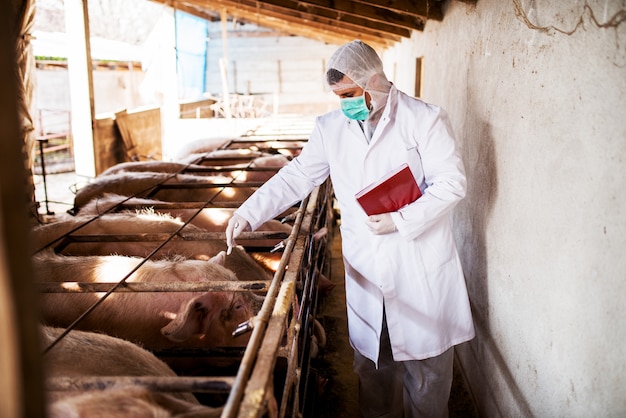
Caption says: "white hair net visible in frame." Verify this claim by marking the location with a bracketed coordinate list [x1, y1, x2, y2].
[326, 40, 392, 132]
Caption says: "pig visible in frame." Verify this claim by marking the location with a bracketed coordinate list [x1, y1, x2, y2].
[49, 386, 221, 418]
[31, 211, 273, 282]
[98, 161, 214, 177]
[98, 150, 290, 181]
[172, 137, 228, 161]
[72, 172, 257, 212]
[34, 251, 262, 353]
[97, 154, 289, 183]
[42, 326, 222, 417]
[181, 150, 289, 181]
[77, 193, 293, 250]
[242, 154, 291, 182]
[176, 148, 268, 166]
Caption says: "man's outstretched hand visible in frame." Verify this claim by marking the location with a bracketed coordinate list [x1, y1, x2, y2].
[225, 214, 250, 255]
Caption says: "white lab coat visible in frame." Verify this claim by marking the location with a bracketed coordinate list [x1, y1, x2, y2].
[234, 86, 475, 364]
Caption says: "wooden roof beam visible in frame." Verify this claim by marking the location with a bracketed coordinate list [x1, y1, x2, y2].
[356, 0, 443, 21]
[154, 0, 403, 47]
[234, 0, 406, 40]
[155, 0, 221, 21]
[228, 8, 394, 48]
[266, 0, 426, 31]
[217, 0, 411, 38]
[182, 0, 398, 46]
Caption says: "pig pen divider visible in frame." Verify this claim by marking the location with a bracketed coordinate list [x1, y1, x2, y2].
[35, 122, 335, 417]
[39, 181, 331, 417]
[222, 181, 332, 418]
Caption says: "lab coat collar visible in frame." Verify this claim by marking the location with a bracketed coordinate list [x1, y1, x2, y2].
[345, 118, 370, 145]
[368, 85, 398, 147]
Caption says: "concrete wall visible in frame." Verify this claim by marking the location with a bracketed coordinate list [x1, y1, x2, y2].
[383, 0, 626, 416]
[204, 23, 338, 114]
[35, 67, 148, 134]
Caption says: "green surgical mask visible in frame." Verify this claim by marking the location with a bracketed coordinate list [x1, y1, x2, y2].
[340, 95, 370, 120]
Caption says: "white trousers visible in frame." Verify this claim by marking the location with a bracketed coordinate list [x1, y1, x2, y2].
[352, 312, 454, 418]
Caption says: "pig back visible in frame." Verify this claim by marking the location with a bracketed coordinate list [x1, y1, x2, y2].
[41, 326, 223, 417]
[34, 252, 255, 351]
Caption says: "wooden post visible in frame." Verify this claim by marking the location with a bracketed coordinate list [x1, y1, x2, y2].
[0, 0, 46, 415]
[220, 9, 231, 118]
[65, 0, 96, 178]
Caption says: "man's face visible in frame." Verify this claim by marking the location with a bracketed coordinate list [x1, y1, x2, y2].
[332, 76, 371, 108]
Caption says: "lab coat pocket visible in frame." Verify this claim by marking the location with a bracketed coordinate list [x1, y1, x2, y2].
[419, 226, 456, 274]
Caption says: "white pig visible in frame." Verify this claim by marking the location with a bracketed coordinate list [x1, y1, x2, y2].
[78, 193, 292, 229]
[72, 172, 255, 212]
[34, 251, 261, 353]
[31, 211, 273, 282]
[42, 326, 222, 417]
[176, 148, 268, 165]
[99, 161, 214, 177]
[98, 154, 289, 183]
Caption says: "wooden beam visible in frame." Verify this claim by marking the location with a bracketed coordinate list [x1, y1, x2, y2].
[253, 0, 416, 35]
[181, 0, 402, 46]
[169, 1, 221, 21]
[154, 0, 408, 46]
[356, 0, 443, 21]
[263, 0, 426, 31]
[175, 2, 363, 46]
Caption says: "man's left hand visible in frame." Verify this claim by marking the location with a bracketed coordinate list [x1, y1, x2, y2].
[365, 213, 397, 235]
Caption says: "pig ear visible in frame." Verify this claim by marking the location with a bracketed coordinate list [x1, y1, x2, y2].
[161, 294, 212, 342]
[209, 251, 226, 266]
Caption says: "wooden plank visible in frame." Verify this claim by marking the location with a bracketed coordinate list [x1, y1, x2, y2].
[114, 107, 162, 162]
[93, 115, 125, 175]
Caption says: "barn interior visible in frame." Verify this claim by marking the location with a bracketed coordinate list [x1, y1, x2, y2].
[2, 0, 626, 417]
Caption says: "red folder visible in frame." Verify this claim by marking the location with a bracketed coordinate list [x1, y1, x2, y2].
[355, 163, 422, 215]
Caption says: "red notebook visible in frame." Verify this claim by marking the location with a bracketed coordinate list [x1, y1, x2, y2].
[355, 163, 422, 215]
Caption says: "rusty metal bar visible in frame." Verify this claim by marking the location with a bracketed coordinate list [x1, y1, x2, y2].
[225, 138, 308, 144]
[239, 280, 297, 418]
[224, 186, 322, 418]
[60, 231, 288, 243]
[183, 166, 282, 173]
[220, 190, 313, 418]
[47, 376, 235, 393]
[277, 185, 322, 418]
[156, 182, 265, 189]
[36, 280, 270, 293]
[152, 346, 245, 358]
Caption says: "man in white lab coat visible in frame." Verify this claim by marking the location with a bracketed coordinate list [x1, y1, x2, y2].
[226, 40, 475, 417]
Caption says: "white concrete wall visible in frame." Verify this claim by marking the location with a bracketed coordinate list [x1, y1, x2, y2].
[205, 24, 338, 114]
[383, 0, 626, 416]
[35, 68, 149, 133]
